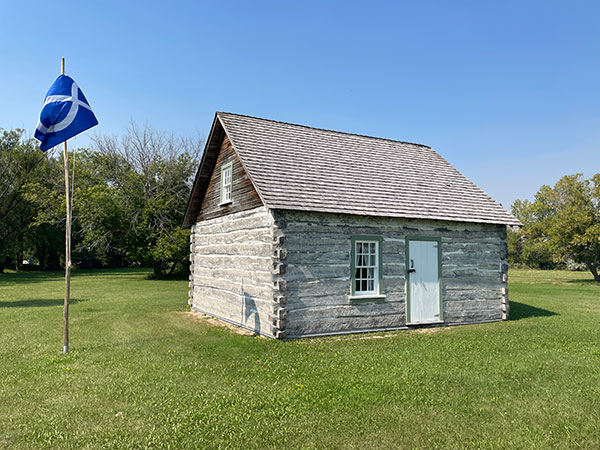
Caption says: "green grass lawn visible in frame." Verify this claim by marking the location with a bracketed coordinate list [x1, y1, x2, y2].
[0, 268, 599, 449]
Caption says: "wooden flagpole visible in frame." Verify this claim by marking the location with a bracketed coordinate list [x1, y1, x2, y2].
[61, 56, 71, 354]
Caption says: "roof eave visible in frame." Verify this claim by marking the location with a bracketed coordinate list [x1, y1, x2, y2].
[181, 113, 223, 229]
[268, 205, 522, 227]
[215, 112, 270, 209]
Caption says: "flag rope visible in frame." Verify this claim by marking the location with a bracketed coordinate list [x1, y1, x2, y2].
[71, 146, 75, 225]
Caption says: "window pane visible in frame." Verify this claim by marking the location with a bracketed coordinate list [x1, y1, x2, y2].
[353, 239, 381, 294]
[222, 165, 232, 203]
[223, 167, 231, 184]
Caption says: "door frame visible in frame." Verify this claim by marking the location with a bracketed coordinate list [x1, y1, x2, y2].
[405, 236, 443, 325]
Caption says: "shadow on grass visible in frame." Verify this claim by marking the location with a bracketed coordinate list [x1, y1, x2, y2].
[0, 268, 152, 286]
[0, 298, 87, 308]
[509, 300, 558, 321]
[0, 272, 65, 286]
[566, 279, 600, 285]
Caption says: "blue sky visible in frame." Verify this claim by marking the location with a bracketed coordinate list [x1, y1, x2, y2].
[1, 0, 599, 209]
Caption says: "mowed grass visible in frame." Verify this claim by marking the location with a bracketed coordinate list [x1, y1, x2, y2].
[0, 269, 599, 449]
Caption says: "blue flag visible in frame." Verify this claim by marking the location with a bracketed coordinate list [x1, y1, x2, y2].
[35, 74, 98, 151]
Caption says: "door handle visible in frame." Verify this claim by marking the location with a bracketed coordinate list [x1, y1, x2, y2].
[407, 268, 416, 273]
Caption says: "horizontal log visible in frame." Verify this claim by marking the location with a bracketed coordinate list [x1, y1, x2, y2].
[195, 219, 272, 236]
[194, 242, 272, 256]
[195, 207, 272, 232]
[193, 276, 273, 300]
[444, 310, 503, 324]
[443, 293, 502, 304]
[287, 302, 404, 321]
[284, 250, 350, 264]
[194, 267, 272, 285]
[284, 264, 349, 282]
[444, 300, 502, 313]
[286, 313, 406, 336]
[193, 254, 273, 272]
[191, 305, 275, 336]
[192, 287, 275, 318]
[286, 289, 404, 308]
[194, 229, 272, 246]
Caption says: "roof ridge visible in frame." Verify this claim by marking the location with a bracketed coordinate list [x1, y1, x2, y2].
[217, 111, 432, 149]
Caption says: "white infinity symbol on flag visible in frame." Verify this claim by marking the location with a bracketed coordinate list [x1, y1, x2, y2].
[36, 80, 93, 134]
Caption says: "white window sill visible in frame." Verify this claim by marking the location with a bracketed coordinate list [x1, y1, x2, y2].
[349, 294, 387, 302]
[219, 201, 232, 207]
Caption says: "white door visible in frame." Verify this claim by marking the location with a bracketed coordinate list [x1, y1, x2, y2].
[407, 239, 441, 324]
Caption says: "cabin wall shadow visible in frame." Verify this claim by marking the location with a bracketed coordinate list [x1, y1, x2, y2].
[242, 291, 261, 335]
[509, 300, 557, 320]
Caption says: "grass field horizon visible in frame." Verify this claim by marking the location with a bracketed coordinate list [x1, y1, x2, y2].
[1, 268, 599, 448]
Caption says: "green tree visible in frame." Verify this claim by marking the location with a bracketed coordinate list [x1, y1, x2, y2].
[3, 123, 202, 275]
[512, 174, 600, 280]
[506, 227, 522, 265]
[510, 199, 556, 269]
[91, 123, 203, 276]
[0, 129, 61, 272]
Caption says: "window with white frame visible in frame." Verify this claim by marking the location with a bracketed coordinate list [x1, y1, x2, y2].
[220, 162, 232, 204]
[353, 239, 380, 295]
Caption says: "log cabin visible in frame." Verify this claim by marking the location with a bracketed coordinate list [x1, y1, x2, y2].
[182, 112, 521, 338]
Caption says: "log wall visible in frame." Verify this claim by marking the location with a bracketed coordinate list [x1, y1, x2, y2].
[273, 210, 509, 338]
[190, 207, 279, 337]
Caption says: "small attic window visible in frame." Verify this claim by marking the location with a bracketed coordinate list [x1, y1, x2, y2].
[220, 162, 232, 205]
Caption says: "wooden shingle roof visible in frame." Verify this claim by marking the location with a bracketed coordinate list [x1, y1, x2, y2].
[183, 112, 520, 228]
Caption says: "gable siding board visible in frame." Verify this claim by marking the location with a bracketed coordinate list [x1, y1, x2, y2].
[196, 135, 263, 222]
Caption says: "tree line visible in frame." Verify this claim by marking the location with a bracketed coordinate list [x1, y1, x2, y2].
[509, 174, 600, 281]
[2, 124, 598, 282]
[0, 124, 203, 276]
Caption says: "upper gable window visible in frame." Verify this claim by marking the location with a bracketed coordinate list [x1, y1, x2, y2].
[220, 162, 233, 205]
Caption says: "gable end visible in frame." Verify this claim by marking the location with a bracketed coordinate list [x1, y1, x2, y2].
[182, 115, 264, 227]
